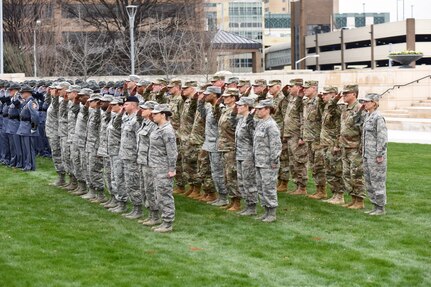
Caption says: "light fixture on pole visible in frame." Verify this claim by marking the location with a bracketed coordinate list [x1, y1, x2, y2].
[295, 54, 319, 70]
[33, 20, 41, 77]
[126, 5, 138, 75]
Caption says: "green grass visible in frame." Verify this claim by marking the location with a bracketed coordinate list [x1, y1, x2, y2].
[0, 143, 430, 287]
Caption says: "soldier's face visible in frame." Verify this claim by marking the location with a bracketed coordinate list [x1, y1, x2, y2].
[153, 84, 162, 92]
[253, 85, 264, 94]
[127, 81, 136, 89]
[304, 86, 316, 97]
[256, 107, 269, 119]
[151, 112, 162, 124]
[212, 80, 224, 88]
[124, 102, 137, 113]
[21, 91, 32, 99]
[238, 85, 248, 94]
[322, 93, 332, 103]
[222, 95, 235, 105]
[342, 92, 356, 104]
[237, 104, 248, 115]
[111, 104, 122, 113]
[182, 87, 194, 97]
[269, 85, 280, 95]
[141, 108, 152, 118]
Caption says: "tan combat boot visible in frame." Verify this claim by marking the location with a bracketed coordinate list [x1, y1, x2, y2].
[227, 197, 241, 212]
[342, 196, 357, 207]
[289, 186, 307, 195]
[173, 186, 186, 195]
[348, 197, 365, 209]
[189, 184, 202, 199]
[277, 180, 288, 193]
[202, 192, 217, 203]
[328, 192, 345, 205]
[183, 186, 194, 196]
[308, 185, 327, 200]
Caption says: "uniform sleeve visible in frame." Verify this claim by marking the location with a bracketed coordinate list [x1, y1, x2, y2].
[376, 116, 388, 157]
[268, 123, 282, 164]
[197, 100, 207, 119]
[164, 129, 178, 172]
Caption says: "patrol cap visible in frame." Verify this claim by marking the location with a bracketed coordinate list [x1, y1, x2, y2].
[127, 75, 140, 82]
[252, 79, 267, 86]
[151, 104, 171, 114]
[268, 79, 282, 87]
[98, 81, 106, 88]
[211, 75, 225, 82]
[237, 80, 251, 87]
[20, 85, 33, 93]
[87, 93, 102, 102]
[49, 82, 58, 89]
[137, 79, 151, 87]
[139, 100, 157, 110]
[124, 96, 139, 103]
[198, 82, 211, 92]
[303, 80, 319, 88]
[167, 78, 182, 88]
[182, 80, 198, 89]
[359, 93, 381, 103]
[56, 81, 71, 90]
[342, 84, 359, 94]
[255, 99, 274, 109]
[100, 94, 114, 102]
[222, 88, 239, 97]
[235, 96, 255, 107]
[226, 77, 239, 84]
[322, 86, 338, 94]
[203, 86, 222, 95]
[152, 78, 167, 85]
[110, 97, 124, 105]
[8, 83, 21, 90]
[66, 85, 81, 93]
[115, 81, 124, 88]
[289, 78, 304, 86]
[77, 88, 93, 96]
[105, 81, 115, 88]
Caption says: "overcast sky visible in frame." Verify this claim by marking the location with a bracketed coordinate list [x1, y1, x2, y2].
[339, 0, 430, 21]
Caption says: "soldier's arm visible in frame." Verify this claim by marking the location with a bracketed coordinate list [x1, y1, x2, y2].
[268, 124, 282, 167]
[113, 111, 124, 130]
[376, 116, 388, 157]
[189, 97, 198, 117]
[197, 100, 207, 119]
[164, 130, 178, 173]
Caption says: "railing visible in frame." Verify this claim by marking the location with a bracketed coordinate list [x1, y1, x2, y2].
[380, 74, 431, 97]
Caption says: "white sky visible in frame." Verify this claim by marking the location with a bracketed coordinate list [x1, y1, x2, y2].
[339, 0, 431, 21]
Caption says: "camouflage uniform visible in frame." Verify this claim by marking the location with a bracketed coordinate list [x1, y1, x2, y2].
[85, 107, 104, 191]
[72, 102, 89, 187]
[149, 121, 178, 224]
[97, 109, 112, 193]
[283, 90, 308, 189]
[66, 100, 80, 178]
[45, 93, 64, 174]
[272, 89, 290, 183]
[58, 99, 72, 175]
[340, 100, 366, 199]
[107, 111, 124, 201]
[137, 118, 158, 211]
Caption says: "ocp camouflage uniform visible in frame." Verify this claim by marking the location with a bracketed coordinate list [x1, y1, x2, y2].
[339, 100, 366, 199]
[302, 95, 326, 190]
[283, 95, 308, 189]
[320, 98, 343, 196]
[97, 109, 112, 193]
[149, 121, 178, 224]
[85, 107, 104, 192]
[107, 111, 124, 201]
[148, 90, 168, 104]
[46, 93, 64, 175]
[273, 90, 290, 183]
[137, 118, 158, 211]
[361, 110, 388, 208]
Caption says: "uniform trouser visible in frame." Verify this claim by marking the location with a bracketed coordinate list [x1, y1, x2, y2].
[306, 141, 326, 187]
[222, 150, 241, 198]
[197, 149, 215, 193]
[286, 136, 308, 187]
[140, 164, 157, 211]
[123, 160, 142, 205]
[47, 135, 64, 173]
[12, 134, 23, 168]
[79, 147, 90, 185]
[110, 155, 124, 201]
[363, 156, 387, 207]
[342, 147, 366, 198]
[7, 134, 16, 166]
[0, 131, 10, 164]
[323, 146, 343, 194]
[174, 139, 186, 188]
[40, 124, 51, 156]
[60, 137, 72, 175]
[181, 141, 199, 186]
[20, 136, 36, 171]
[87, 151, 104, 191]
[71, 143, 84, 182]
[256, 166, 279, 208]
[102, 157, 112, 193]
[153, 166, 175, 223]
[209, 151, 227, 195]
[278, 138, 290, 181]
[237, 159, 258, 205]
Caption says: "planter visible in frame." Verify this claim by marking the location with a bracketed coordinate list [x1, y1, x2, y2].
[388, 54, 423, 68]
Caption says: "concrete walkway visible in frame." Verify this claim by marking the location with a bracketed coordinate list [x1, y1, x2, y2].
[388, 130, 431, 144]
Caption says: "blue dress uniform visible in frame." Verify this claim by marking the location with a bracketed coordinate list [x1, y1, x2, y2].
[1, 95, 11, 165]
[6, 88, 23, 168]
[16, 92, 40, 171]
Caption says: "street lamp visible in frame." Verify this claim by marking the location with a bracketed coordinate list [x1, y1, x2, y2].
[126, 5, 138, 75]
[295, 54, 319, 70]
[33, 20, 41, 77]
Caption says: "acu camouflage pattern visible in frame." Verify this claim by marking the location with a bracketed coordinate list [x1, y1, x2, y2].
[85, 108, 104, 191]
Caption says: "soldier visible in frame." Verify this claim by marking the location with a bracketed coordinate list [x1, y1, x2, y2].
[124, 75, 140, 99]
[136, 101, 159, 226]
[147, 78, 168, 103]
[6, 83, 23, 168]
[337, 84, 366, 209]
[238, 80, 252, 98]
[283, 79, 308, 195]
[319, 86, 345, 205]
[16, 86, 39, 171]
[234, 96, 258, 216]
[252, 79, 268, 102]
[0, 82, 11, 165]
[149, 104, 178, 233]
[302, 80, 327, 199]
[136, 79, 152, 101]
[359, 93, 388, 215]
[214, 88, 241, 211]
[210, 74, 226, 91]
[254, 99, 282, 222]
[198, 86, 228, 206]
[166, 79, 186, 195]
[225, 77, 239, 89]
[177, 80, 201, 199]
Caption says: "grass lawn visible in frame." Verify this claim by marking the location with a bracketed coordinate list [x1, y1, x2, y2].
[0, 142, 430, 287]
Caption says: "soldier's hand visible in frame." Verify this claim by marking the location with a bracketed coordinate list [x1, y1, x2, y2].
[160, 86, 168, 94]
[85, 100, 90, 108]
[282, 85, 289, 95]
[318, 93, 323, 99]
[73, 96, 80, 104]
[334, 92, 342, 101]
[137, 109, 143, 117]
[376, 156, 384, 164]
[197, 92, 204, 101]
[359, 103, 366, 111]
[107, 105, 112, 112]
[232, 104, 238, 114]
[193, 92, 199, 100]
[298, 138, 305, 145]
[216, 96, 223, 105]
[250, 108, 256, 115]
[32, 102, 38, 109]
[145, 83, 153, 93]
[168, 171, 176, 178]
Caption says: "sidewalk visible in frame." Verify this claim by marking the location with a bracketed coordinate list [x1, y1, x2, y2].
[388, 130, 431, 144]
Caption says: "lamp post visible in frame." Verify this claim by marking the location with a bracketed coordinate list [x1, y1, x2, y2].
[126, 5, 138, 75]
[33, 20, 41, 77]
[295, 54, 319, 70]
